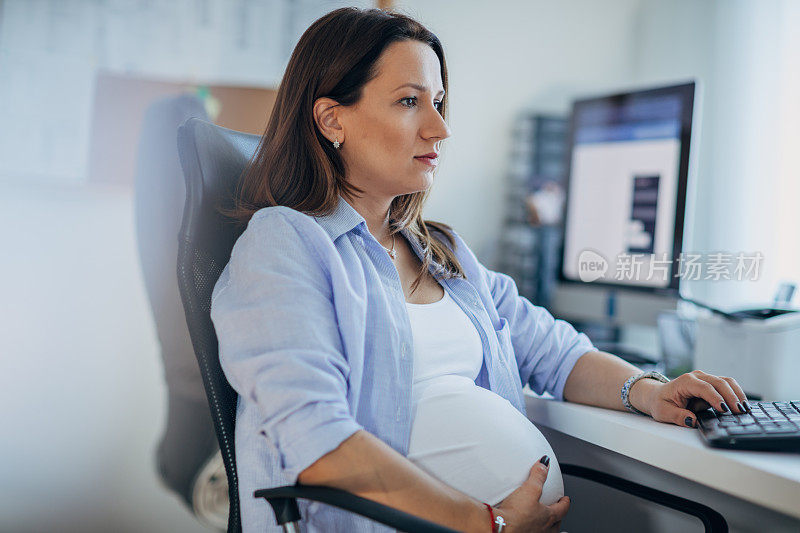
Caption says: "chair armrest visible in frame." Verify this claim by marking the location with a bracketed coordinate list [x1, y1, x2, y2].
[255, 484, 461, 533]
[257, 464, 728, 532]
[560, 463, 728, 533]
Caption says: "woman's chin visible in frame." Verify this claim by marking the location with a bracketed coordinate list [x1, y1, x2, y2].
[404, 176, 434, 195]
[393, 185, 431, 197]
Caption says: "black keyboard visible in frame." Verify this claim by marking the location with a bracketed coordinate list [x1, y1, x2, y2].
[697, 401, 800, 451]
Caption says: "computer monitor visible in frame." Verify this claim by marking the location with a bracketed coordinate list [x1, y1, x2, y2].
[560, 81, 697, 295]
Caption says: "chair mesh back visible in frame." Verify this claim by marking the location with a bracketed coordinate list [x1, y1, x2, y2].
[176, 118, 261, 533]
[134, 95, 219, 508]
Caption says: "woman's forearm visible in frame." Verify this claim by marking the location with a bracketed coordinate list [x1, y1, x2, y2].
[297, 429, 488, 533]
[562, 350, 658, 415]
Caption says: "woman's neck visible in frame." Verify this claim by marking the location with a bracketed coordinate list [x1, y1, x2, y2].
[343, 194, 394, 245]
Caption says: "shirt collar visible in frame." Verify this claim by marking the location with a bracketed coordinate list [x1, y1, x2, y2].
[313, 194, 437, 272]
[313, 194, 367, 242]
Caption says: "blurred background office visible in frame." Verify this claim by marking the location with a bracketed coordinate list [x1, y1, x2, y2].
[1, 1, 798, 532]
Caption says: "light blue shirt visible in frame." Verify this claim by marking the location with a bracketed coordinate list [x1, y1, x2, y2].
[210, 195, 596, 532]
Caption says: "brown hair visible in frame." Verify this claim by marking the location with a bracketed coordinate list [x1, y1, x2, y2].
[224, 6, 464, 294]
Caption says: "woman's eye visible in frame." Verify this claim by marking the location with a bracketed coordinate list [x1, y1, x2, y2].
[400, 97, 443, 110]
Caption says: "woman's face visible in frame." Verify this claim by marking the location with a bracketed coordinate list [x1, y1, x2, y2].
[329, 40, 452, 199]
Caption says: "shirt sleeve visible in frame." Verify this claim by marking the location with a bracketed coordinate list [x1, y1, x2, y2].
[210, 209, 363, 485]
[478, 263, 596, 401]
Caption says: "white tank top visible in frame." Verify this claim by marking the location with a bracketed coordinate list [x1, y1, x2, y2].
[405, 289, 564, 506]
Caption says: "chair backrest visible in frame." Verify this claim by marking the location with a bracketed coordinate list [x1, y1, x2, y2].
[176, 117, 261, 533]
[134, 95, 221, 511]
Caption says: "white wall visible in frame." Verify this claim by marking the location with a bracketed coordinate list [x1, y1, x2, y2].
[0, 0, 371, 185]
[631, 0, 800, 308]
[701, 0, 800, 308]
[0, 183, 202, 532]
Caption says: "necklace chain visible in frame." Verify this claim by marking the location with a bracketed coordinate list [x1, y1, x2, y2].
[381, 233, 397, 260]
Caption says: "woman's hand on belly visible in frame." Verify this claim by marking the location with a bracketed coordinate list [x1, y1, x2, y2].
[492, 456, 571, 533]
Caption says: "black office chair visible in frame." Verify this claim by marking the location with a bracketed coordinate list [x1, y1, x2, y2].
[175, 117, 729, 533]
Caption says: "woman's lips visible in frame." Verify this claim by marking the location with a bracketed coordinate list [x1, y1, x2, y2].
[414, 155, 438, 167]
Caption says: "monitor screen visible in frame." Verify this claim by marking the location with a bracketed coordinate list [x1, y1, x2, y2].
[560, 82, 696, 293]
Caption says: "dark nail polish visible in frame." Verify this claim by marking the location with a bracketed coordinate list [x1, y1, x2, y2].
[539, 455, 550, 467]
[685, 416, 695, 428]
[719, 402, 729, 413]
[744, 401, 752, 411]
[736, 402, 744, 413]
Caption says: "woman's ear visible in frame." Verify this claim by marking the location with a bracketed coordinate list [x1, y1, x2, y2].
[313, 97, 345, 145]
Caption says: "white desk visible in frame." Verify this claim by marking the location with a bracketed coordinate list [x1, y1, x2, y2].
[524, 392, 800, 532]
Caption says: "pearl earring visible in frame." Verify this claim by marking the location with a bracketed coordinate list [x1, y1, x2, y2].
[333, 137, 340, 149]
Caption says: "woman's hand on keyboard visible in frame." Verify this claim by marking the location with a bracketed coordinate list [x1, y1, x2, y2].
[493, 455, 570, 532]
[639, 369, 750, 428]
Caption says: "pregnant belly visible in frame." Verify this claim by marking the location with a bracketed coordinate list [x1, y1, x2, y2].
[407, 376, 564, 506]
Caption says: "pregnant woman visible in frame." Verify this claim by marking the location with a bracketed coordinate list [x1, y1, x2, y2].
[211, 8, 751, 532]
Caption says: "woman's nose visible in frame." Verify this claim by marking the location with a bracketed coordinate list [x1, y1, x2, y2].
[437, 119, 452, 141]
[423, 105, 452, 141]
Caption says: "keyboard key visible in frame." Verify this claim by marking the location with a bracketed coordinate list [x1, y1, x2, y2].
[702, 425, 730, 438]
[702, 424, 725, 435]
[762, 426, 798, 434]
[740, 424, 762, 432]
[727, 426, 762, 435]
